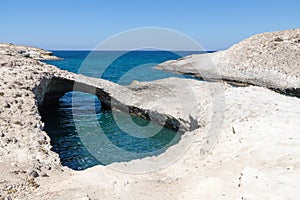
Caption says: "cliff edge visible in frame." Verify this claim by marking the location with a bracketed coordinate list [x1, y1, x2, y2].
[157, 28, 300, 96]
[0, 43, 61, 60]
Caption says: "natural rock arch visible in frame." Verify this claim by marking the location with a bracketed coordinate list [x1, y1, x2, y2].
[33, 75, 186, 132]
[33, 76, 112, 109]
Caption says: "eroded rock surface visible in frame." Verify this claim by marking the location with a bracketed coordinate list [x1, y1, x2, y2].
[0, 47, 213, 198]
[157, 28, 300, 96]
[0, 41, 299, 200]
[0, 43, 61, 60]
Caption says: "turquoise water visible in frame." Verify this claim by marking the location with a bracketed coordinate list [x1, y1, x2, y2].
[45, 51, 202, 84]
[42, 50, 205, 170]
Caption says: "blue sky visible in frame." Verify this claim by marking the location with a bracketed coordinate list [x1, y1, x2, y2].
[1, 0, 299, 50]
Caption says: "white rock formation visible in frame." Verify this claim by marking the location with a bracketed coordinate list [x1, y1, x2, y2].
[0, 37, 299, 199]
[0, 43, 61, 60]
[157, 28, 300, 96]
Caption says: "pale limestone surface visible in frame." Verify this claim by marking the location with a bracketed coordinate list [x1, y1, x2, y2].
[157, 29, 300, 95]
[0, 40, 299, 200]
[0, 43, 61, 60]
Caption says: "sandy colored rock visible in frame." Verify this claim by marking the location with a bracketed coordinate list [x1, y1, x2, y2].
[0, 41, 299, 199]
[157, 28, 300, 96]
[0, 43, 61, 60]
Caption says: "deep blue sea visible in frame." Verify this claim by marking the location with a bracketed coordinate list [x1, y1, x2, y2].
[42, 50, 204, 170]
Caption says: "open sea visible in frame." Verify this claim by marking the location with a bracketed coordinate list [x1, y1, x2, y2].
[42, 50, 205, 170]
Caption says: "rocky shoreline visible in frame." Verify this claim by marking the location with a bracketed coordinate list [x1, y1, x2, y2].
[0, 43, 61, 61]
[1, 30, 300, 199]
[156, 28, 300, 97]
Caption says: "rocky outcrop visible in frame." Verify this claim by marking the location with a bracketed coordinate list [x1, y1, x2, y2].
[0, 50, 217, 198]
[33, 72, 206, 133]
[0, 43, 61, 60]
[0, 42, 300, 199]
[156, 28, 300, 96]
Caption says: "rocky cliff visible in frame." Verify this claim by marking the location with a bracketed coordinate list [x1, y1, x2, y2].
[157, 28, 300, 96]
[0, 43, 61, 60]
[0, 37, 300, 200]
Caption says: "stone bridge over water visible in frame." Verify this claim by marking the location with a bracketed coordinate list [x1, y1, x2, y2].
[33, 74, 202, 132]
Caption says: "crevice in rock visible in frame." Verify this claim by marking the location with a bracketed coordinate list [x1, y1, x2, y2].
[179, 73, 300, 98]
